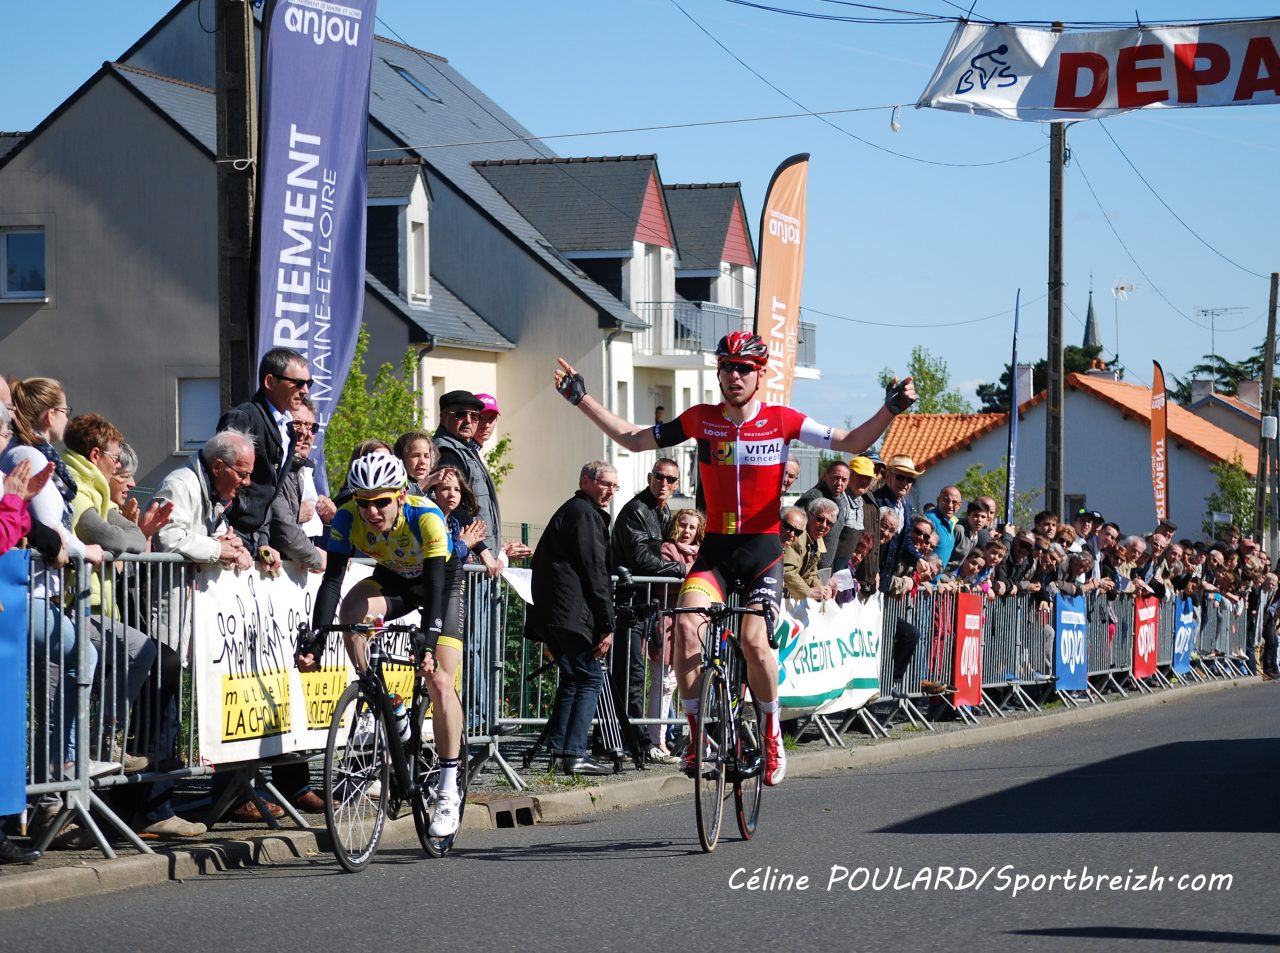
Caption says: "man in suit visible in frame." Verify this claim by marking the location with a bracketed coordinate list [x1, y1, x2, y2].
[216, 346, 309, 562]
[212, 347, 322, 817]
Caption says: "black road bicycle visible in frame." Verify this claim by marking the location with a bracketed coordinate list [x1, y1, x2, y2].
[663, 604, 770, 853]
[298, 621, 470, 872]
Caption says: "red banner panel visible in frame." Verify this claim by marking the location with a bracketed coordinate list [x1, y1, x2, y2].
[953, 592, 984, 706]
[1133, 596, 1159, 679]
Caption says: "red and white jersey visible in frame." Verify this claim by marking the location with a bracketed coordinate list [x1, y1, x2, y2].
[654, 401, 834, 534]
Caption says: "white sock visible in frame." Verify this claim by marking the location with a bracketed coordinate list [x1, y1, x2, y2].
[438, 759, 459, 799]
[757, 699, 781, 738]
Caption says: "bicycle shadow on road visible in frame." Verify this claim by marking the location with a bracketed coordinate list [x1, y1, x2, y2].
[876, 738, 1280, 834]
[397, 837, 693, 863]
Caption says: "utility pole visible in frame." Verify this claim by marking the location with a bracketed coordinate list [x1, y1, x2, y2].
[1045, 21, 1066, 519]
[215, 0, 258, 408]
[1254, 273, 1278, 541]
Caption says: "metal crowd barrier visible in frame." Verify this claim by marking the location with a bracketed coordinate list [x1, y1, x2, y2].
[21, 554, 1261, 860]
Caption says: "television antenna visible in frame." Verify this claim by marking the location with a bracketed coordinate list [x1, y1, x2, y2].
[1111, 278, 1137, 363]
[1198, 305, 1247, 368]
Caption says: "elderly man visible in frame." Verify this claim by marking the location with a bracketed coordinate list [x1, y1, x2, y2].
[797, 459, 851, 573]
[216, 348, 307, 566]
[875, 455, 926, 593]
[925, 485, 964, 568]
[781, 459, 801, 493]
[609, 457, 686, 753]
[153, 431, 254, 571]
[525, 462, 618, 776]
[782, 499, 837, 601]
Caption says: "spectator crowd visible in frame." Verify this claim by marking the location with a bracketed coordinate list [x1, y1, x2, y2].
[1, 351, 1276, 865]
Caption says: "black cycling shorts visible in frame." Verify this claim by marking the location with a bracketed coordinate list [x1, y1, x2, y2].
[680, 532, 784, 611]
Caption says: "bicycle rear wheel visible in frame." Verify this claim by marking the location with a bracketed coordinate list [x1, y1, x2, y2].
[734, 701, 763, 840]
[324, 683, 390, 873]
[695, 668, 729, 853]
[414, 715, 469, 858]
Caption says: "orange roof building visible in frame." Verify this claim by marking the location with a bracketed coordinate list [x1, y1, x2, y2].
[882, 372, 1257, 536]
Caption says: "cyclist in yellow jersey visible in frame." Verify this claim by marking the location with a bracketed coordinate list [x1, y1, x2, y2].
[297, 452, 464, 837]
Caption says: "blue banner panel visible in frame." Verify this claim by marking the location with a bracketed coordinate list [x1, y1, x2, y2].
[256, 0, 378, 492]
[1054, 592, 1089, 691]
[0, 550, 30, 814]
[1172, 595, 1195, 675]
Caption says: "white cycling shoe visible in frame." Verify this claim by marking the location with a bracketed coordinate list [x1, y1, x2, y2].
[429, 792, 460, 837]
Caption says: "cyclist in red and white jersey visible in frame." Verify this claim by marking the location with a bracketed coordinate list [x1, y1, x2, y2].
[555, 331, 915, 785]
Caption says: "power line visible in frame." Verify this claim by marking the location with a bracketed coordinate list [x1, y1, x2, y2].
[670, 0, 1045, 168]
[803, 289, 1048, 328]
[1097, 121, 1269, 281]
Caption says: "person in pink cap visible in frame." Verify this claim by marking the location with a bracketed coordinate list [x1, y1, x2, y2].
[475, 393, 500, 448]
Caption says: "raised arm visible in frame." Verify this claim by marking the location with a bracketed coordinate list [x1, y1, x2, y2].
[555, 358, 658, 453]
[829, 375, 916, 455]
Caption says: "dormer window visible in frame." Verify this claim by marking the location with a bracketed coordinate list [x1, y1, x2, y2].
[389, 63, 443, 103]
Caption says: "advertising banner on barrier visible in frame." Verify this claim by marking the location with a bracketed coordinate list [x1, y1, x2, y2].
[1054, 592, 1089, 691]
[193, 563, 413, 765]
[1133, 595, 1160, 678]
[918, 18, 1280, 122]
[1172, 595, 1196, 675]
[776, 594, 882, 720]
[0, 550, 29, 814]
[255, 0, 378, 491]
[952, 592, 983, 706]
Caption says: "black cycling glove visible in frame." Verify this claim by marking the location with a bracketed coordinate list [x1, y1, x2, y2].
[884, 378, 915, 416]
[557, 370, 587, 406]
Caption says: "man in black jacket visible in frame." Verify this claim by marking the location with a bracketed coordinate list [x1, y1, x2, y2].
[216, 346, 307, 562]
[213, 347, 319, 816]
[609, 457, 686, 755]
[525, 461, 617, 775]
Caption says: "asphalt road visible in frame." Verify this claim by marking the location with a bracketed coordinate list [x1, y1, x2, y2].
[6, 685, 1277, 953]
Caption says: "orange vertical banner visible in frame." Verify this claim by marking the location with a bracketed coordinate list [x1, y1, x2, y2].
[1151, 361, 1169, 522]
[754, 154, 809, 407]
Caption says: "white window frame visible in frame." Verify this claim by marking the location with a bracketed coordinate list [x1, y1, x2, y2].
[0, 217, 52, 303]
[166, 366, 221, 456]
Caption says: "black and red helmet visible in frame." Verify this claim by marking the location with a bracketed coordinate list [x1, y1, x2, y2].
[715, 331, 769, 369]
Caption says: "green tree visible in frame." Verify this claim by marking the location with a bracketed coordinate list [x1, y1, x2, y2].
[324, 325, 424, 489]
[976, 344, 1117, 412]
[485, 433, 515, 490]
[1202, 453, 1254, 537]
[879, 345, 973, 414]
[1169, 350, 1264, 406]
[955, 459, 1041, 529]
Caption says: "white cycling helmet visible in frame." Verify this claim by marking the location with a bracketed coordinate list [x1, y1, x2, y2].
[348, 453, 407, 492]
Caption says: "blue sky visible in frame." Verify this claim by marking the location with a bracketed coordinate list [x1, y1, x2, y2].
[5, 1, 1279, 427]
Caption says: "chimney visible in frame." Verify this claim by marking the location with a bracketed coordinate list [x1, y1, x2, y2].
[1190, 379, 1215, 403]
[1237, 380, 1262, 409]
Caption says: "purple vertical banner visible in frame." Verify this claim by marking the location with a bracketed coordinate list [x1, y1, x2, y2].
[256, 0, 378, 492]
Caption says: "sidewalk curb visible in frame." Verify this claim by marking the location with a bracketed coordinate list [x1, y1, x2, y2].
[0, 676, 1258, 910]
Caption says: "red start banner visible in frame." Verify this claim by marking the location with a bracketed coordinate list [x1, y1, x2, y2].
[918, 19, 1280, 121]
[953, 592, 984, 706]
[1133, 596, 1160, 679]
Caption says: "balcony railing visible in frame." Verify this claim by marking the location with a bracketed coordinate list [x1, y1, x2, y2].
[632, 301, 748, 357]
[631, 301, 817, 368]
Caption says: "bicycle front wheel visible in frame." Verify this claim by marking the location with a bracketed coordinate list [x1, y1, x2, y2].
[324, 682, 390, 873]
[415, 717, 469, 858]
[695, 668, 729, 853]
[734, 702, 763, 840]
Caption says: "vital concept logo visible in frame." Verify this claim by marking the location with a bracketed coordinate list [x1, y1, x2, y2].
[955, 44, 1018, 95]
